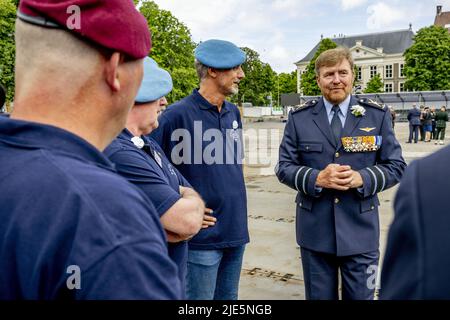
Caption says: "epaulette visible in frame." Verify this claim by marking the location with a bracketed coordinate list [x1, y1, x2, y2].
[292, 99, 319, 114]
[356, 98, 386, 111]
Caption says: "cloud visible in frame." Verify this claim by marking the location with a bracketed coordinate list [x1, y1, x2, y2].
[341, 0, 368, 11]
[366, 2, 406, 29]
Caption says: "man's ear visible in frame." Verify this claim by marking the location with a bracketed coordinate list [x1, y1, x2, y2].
[207, 67, 218, 79]
[104, 52, 122, 92]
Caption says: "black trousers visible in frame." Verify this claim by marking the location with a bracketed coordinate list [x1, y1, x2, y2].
[436, 127, 446, 140]
[408, 124, 420, 143]
[300, 247, 379, 300]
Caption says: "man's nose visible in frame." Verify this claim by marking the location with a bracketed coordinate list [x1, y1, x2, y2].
[237, 66, 245, 79]
[331, 73, 341, 83]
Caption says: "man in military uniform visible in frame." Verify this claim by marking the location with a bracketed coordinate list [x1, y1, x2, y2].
[0, 0, 181, 299]
[151, 39, 248, 300]
[276, 47, 406, 300]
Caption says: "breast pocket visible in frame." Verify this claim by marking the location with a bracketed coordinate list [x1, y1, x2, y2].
[298, 143, 323, 153]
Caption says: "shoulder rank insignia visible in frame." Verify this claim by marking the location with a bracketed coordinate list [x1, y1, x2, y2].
[292, 99, 318, 114]
[357, 98, 385, 110]
[359, 127, 376, 133]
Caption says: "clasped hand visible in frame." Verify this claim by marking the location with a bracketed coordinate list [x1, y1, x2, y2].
[316, 164, 363, 191]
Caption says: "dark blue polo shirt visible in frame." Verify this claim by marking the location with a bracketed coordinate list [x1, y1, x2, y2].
[0, 116, 181, 300]
[104, 129, 191, 289]
[150, 89, 249, 250]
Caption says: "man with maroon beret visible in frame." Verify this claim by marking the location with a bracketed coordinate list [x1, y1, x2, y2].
[0, 0, 181, 299]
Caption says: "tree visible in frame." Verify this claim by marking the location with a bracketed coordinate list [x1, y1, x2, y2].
[364, 74, 384, 93]
[404, 26, 450, 91]
[274, 71, 297, 107]
[235, 47, 276, 106]
[300, 38, 337, 96]
[139, 1, 197, 103]
[0, 0, 17, 107]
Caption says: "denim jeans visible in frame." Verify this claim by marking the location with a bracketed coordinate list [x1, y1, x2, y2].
[186, 245, 246, 300]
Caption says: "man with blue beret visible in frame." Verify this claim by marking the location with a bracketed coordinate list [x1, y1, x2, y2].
[276, 47, 406, 300]
[151, 39, 248, 300]
[380, 146, 450, 299]
[105, 57, 216, 296]
[0, 0, 181, 299]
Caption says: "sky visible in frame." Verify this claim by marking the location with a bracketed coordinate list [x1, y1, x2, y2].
[150, 0, 450, 74]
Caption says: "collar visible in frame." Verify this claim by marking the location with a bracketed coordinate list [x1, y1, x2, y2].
[0, 116, 114, 170]
[323, 95, 351, 118]
[192, 89, 230, 114]
[119, 128, 154, 153]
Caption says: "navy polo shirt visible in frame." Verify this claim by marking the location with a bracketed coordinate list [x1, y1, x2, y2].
[104, 129, 191, 288]
[0, 116, 181, 300]
[150, 89, 249, 250]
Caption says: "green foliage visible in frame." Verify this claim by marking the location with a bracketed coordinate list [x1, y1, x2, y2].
[0, 0, 16, 104]
[273, 71, 297, 106]
[364, 74, 384, 93]
[300, 38, 337, 96]
[404, 26, 450, 91]
[139, 1, 197, 103]
[235, 47, 277, 106]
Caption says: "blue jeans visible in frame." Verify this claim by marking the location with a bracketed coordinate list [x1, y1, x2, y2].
[186, 245, 246, 300]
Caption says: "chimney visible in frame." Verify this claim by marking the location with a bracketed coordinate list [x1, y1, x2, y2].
[437, 5, 442, 15]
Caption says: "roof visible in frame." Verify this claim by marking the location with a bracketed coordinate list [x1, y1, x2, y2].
[296, 29, 415, 64]
[434, 11, 450, 29]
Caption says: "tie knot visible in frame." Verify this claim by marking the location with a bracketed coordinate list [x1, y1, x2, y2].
[332, 105, 340, 113]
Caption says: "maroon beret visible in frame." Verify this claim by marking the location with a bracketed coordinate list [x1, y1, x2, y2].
[18, 0, 151, 60]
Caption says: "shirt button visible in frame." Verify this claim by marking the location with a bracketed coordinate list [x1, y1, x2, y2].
[335, 198, 340, 204]
[371, 206, 375, 210]
[335, 152, 340, 158]
[306, 146, 310, 150]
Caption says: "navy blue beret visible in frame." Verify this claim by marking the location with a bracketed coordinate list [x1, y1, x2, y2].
[135, 57, 173, 103]
[195, 39, 246, 69]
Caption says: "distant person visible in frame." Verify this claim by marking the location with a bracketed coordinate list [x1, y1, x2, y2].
[0, 0, 181, 299]
[430, 107, 437, 139]
[388, 106, 396, 129]
[406, 105, 421, 143]
[381, 145, 450, 299]
[105, 57, 214, 295]
[422, 107, 433, 142]
[151, 39, 249, 300]
[276, 47, 406, 300]
[419, 105, 425, 141]
[434, 106, 448, 145]
[0, 84, 5, 113]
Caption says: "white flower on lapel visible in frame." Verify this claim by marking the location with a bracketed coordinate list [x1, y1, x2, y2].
[131, 136, 145, 149]
[350, 105, 366, 117]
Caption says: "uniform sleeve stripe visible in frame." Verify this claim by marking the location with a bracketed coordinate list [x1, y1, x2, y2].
[366, 168, 378, 196]
[303, 168, 313, 195]
[294, 166, 305, 192]
[373, 166, 386, 192]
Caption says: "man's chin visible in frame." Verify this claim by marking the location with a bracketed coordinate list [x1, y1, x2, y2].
[326, 93, 348, 104]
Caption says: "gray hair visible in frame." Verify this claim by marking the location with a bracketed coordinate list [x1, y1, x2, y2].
[194, 59, 209, 81]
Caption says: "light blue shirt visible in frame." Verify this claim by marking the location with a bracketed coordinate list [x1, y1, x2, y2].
[324, 95, 351, 127]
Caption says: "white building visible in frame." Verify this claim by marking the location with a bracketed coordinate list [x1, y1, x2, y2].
[295, 28, 415, 94]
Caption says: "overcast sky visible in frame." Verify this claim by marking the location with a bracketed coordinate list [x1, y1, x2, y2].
[150, 0, 450, 73]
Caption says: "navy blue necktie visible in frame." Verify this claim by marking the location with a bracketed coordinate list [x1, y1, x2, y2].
[331, 105, 342, 145]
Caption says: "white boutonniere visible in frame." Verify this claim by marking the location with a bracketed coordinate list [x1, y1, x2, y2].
[131, 136, 145, 149]
[350, 105, 366, 117]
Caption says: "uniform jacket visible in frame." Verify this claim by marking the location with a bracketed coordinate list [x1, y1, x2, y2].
[381, 146, 450, 299]
[276, 96, 406, 256]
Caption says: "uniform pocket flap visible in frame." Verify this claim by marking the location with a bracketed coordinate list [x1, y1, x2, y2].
[299, 143, 323, 153]
[295, 193, 313, 211]
[360, 196, 380, 213]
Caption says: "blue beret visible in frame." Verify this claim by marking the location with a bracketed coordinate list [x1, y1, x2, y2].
[195, 39, 246, 69]
[135, 57, 173, 103]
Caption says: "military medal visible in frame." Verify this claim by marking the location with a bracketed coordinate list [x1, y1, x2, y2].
[341, 136, 382, 152]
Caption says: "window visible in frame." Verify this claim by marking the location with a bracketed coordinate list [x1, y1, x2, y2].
[370, 66, 377, 78]
[400, 64, 405, 77]
[356, 66, 362, 81]
[385, 65, 393, 78]
[399, 82, 405, 92]
[385, 83, 393, 93]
